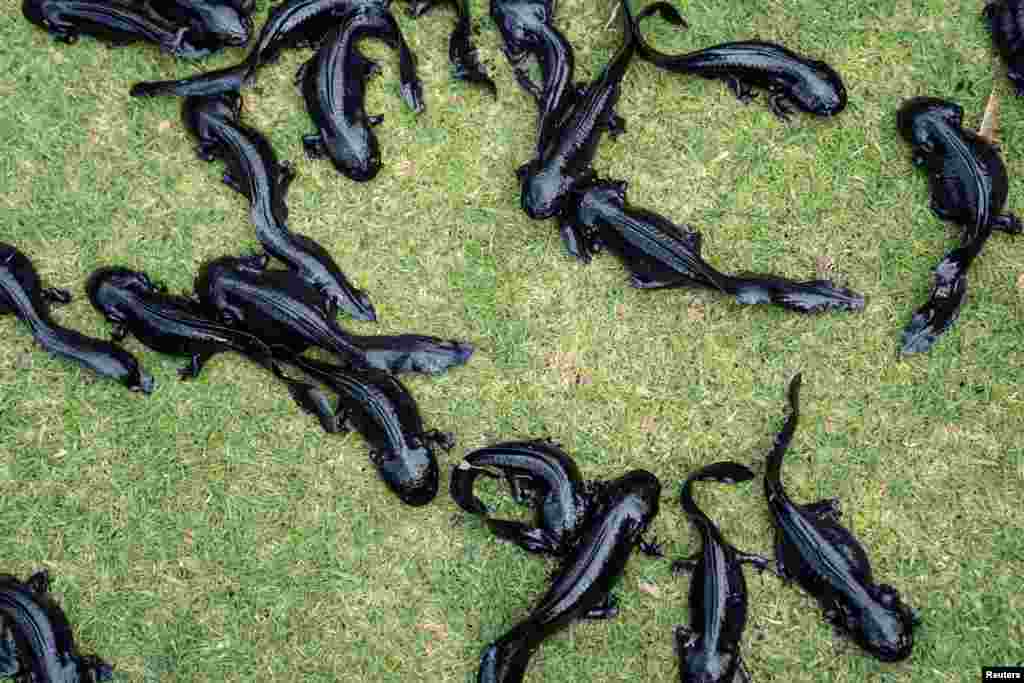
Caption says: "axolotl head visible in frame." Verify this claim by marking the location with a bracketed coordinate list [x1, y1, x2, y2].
[194, 4, 253, 47]
[852, 583, 920, 662]
[603, 469, 662, 536]
[86, 267, 165, 323]
[490, 0, 552, 47]
[793, 60, 848, 117]
[376, 440, 440, 507]
[320, 126, 382, 183]
[896, 96, 964, 151]
[676, 627, 741, 683]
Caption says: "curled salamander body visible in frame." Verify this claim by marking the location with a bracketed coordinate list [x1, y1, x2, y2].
[289, 355, 451, 506]
[183, 92, 376, 320]
[143, 0, 252, 49]
[0, 243, 153, 393]
[450, 439, 591, 555]
[193, 254, 370, 365]
[477, 470, 661, 683]
[299, 6, 424, 181]
[984, 0, 1024, 94]
[22, 0, 211, 58]
[0, 570, 113, 683]
[897, 97, 1020, 241]
[633, 3, 846, 120]
[130, 0, 395, 97]
[671, 462, 770, 683]
[764, 375, 921, 662]
[566, 180, 865, 313]
[896, 96, 1021, 353]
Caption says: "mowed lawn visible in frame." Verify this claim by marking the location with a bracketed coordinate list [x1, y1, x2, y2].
[1, 0, 1022, 680]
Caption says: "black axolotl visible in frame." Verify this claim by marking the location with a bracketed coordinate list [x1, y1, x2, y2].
[518, 0, 666, 221]
[476, 470, 662, 683]
[564, 179, 866, 314]
[140, 0, 252, 51]
[183, 92, 377, 321]
[764, 375, 921, 662]
[298, 5, 424, 181]
[450, 438, 593, 556]
[490, 0, 576, 156]
[632, 2, 847, 120]
[896, 96, 1021, 354]
[193, 254, 371, 365]
[671, 461, 771, 683]
[0, 243, 153, 394]
[86, 265, 339, 432]
[130, 0, 399, 97]
[287, 355, 452, 506]
[22, 0, 211, 58]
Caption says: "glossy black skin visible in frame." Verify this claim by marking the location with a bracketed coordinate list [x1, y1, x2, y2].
[84, 266, 338, 431]
[477, 470, 661, 683]
[897, 97, 1021, 242]
[299, 6, 425, 181]
[450, 439, 591, 555]
[22, 0, 211, 59]
[984, 0, 1024, 94]
[518, 0, 645, 220]
[490, 0, 575, 156]
[143, 0, 252, 49]
[0, 244, 153, 394]
[193, 255, 371, 366]
[130, 0, 397, 97]
[765, 375, 920, 662]
[0, 571, 113, 683]
[350, 334, 473, 375]
[288, 355, 451, 506]
[183, 92, 377, 321]
[567, 180, 866, 313]
[634, 3, 846, 120]
[671, 462, 770, 683]
[896, 97, 1021, 353]
[406, 0, 496, 96]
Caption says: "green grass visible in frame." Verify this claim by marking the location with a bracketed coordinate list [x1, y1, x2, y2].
[1, 0, 1023, 680]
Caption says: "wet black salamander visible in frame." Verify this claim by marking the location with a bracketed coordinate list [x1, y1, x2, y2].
[633, 3, 847, 120]
[86, 266, 338, 432]
[0, 243, 153, 394]
[450, 438, 591, 556]
[183, 92, 376, 321]
[129, 0, 399, 97]
[298, 6, 424, 181]
[764, 375, 921, 662]
[566, 179, 865, 314]
[896, 96, 1021, 354]
[193, 254, 370, 365]
[671, 462, 770, 683]
[288, 355, 452, 506]
[22, 0, 211, 58]
[476, 469, 662, 683]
